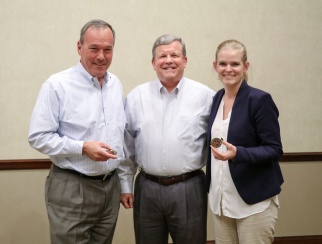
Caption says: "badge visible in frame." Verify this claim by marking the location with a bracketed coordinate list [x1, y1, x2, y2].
[106, 149, 117, 155]
[210, 137, 222, 148]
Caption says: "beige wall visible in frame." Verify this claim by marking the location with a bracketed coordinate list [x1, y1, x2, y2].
[1, 0, 321, 243]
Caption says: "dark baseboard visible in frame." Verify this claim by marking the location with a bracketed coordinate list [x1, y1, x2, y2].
[273, 235, 322, 243]
[204, 235, 322, 244]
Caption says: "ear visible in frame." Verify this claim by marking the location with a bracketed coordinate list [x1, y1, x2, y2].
[213, 61, 218, 72]
[151, 58, 156, 70]
[183, 56, 187, 68]
[244, 61, 250, 71]
[77, 41, 82, 55]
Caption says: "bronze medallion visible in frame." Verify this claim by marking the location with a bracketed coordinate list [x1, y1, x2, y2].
[210, 137, 222, 148]
[107, 149, 117, 155]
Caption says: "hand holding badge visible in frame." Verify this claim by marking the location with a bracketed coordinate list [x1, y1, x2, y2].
[210, 137, 223, 161]
[106, 148, 117, 155]
[210, 138, 237, 161]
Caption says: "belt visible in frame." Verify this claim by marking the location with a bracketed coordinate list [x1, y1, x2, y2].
[140, 169, 201, 186]
[53, 164, 116, 181]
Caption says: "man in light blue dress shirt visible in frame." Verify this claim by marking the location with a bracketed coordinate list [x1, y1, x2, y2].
[119, 34, 215, 244]
[28, 19, 125, 244]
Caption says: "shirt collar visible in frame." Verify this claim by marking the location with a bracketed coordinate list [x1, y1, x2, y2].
[76, 61, 108, 87]
[157, 77, 184, 95]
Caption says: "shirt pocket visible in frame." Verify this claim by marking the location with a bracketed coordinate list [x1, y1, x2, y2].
[176, 116, 199, 141]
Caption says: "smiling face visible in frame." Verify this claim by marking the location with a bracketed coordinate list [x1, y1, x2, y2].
[214, 47, 249, 88]
[152, 41, 187, 91]
[77, 26, 114, 83]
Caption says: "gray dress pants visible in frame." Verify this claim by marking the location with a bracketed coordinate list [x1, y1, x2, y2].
[134, 171, 207, 244]
[45, 164, 120, 244]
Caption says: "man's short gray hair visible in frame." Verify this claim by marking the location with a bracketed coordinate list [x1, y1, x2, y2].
[152, 34, 186, 59]
[79, 19, 115, 45]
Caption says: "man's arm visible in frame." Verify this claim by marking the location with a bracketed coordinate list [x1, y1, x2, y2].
[118, 127, 137, 208]
[28, 81, 84, 156]
[28, 81, 117, 161]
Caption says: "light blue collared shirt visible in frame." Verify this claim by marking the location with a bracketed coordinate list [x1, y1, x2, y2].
[119, 77, 215, 193]
[28, 62, 125, 175]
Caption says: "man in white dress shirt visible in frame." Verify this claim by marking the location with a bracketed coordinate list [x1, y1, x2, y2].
[119, 34, 215, 244]
[28, 19, 125, 244]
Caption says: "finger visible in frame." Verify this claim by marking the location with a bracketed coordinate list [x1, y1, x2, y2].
[99, 148, 118, 159]
[211, 148, 217, 157]
[122, 198, 133, 209]
[220, 139, 227, 145]
[221, 139, 231, 148]
[99, 142, 111, 149]
[121, 201, 130, 209]
[129, 198, 134, 208]
[211, 151, 219, 160]
[120, 196, 127, 206]
[100, 144, 118, 157]
[210, 145, 218, 152]
[105, 150, 118, 158]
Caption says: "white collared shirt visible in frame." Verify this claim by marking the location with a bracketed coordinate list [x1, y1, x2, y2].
[119, 77, 215, 193]
[28, 62, 126, 175]
[208, 99, 278, 218]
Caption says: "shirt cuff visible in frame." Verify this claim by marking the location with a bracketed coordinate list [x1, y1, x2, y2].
[120, 180, 133, 194]
[70, 140, 84, 155]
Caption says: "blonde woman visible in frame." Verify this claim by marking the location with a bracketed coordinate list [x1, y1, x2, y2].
[206, 40, 284, 244]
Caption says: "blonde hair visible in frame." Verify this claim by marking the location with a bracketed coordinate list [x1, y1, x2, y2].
[215, 40, 248, 81]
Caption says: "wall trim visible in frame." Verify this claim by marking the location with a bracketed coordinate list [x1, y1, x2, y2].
[280, 152, 322, 162]
[205, 235, 322, 243]
[0, 152, 321, 170]
[0, 159, 51, 170]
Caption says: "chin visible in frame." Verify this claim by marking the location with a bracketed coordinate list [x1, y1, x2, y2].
[224, 81, 243, 88]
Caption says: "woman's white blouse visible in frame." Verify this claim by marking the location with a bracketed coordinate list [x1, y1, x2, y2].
[208, 99, 279, 218]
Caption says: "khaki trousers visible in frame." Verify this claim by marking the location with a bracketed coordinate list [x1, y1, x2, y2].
[213, 200, 279, 244]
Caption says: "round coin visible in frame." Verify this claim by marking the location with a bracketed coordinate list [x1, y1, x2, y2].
[107, 149, 117, 155]
[210, 137, 222, 148]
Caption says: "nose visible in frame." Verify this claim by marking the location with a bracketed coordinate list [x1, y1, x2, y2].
[165, 55, 173, 63]
[225, 65, 232, 71]
[97, 50, 105, 60]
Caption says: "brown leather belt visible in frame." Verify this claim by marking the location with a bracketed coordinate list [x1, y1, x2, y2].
[140, 169, 201, 186]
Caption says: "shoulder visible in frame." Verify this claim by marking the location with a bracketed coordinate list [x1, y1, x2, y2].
[40, 67, 75, 93]
[177, 78, 216, 109]
[239, 83, 278, 114]
[128, 80, 157, 95]
[248, 84, 269, 97]
[46, 64, 85, 85]
[240, 82, 272, 102]
[107, 72, 120, 83]
[126, 80, 158, 104]
[107, 72, 123, 89]
[182, 77, 215, 96]
[47, 66, 74, 81]
[180, 78, 215, 106]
